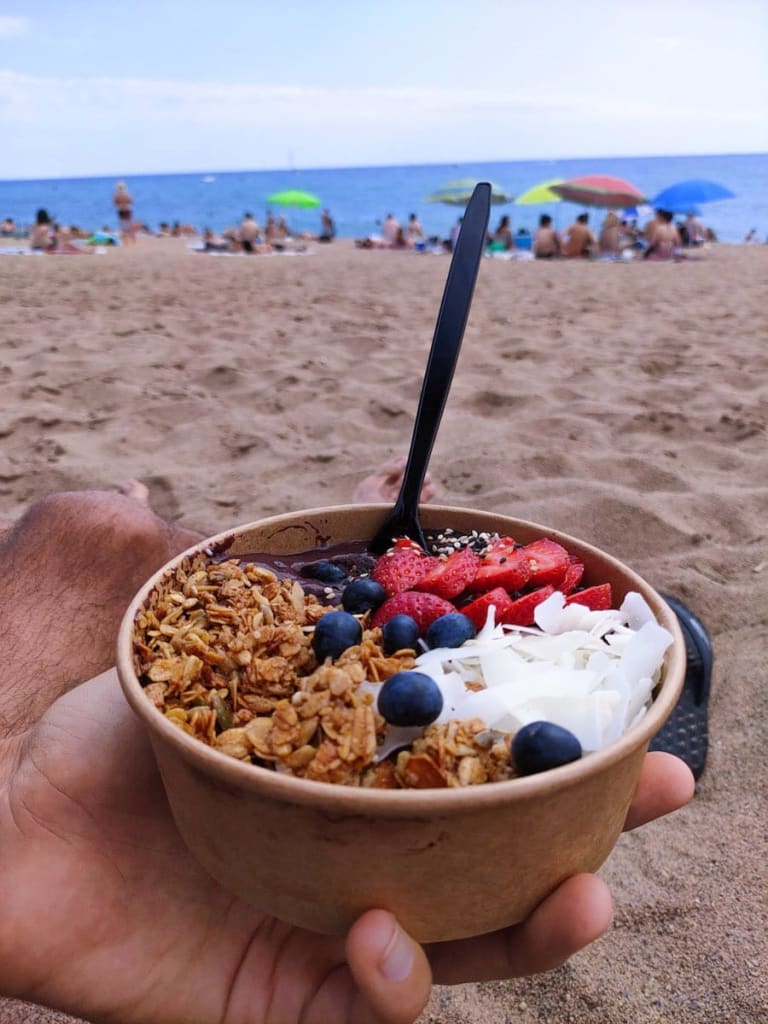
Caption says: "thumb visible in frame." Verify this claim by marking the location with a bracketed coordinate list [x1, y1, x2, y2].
[345, 910, 432, 1024]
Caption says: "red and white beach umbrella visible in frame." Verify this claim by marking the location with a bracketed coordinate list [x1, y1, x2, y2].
[551, 175, 647, 209]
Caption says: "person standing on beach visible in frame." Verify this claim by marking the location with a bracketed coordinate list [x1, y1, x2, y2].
[319, 208, 336, 242]
[113, 182, 135, 244]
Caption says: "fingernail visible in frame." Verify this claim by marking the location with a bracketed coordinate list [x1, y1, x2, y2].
[379, 921, 414, 983]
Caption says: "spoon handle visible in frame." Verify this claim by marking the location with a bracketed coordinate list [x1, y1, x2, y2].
[370, 183, 491, 553]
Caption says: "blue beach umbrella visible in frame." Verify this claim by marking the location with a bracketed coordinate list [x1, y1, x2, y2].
[650, 179, 735, 213]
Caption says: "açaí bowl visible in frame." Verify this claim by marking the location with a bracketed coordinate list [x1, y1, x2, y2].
[116, 504, 685, 943]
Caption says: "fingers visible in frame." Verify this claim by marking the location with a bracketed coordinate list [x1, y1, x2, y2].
[427, 873, 614, 985]
[344, 910, 432, 1024]
[622, 751, 695, 832]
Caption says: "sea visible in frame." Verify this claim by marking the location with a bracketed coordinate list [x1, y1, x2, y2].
[1, 152, 766, 245]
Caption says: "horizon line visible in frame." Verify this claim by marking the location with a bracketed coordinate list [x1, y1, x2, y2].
[1, 150, 765, 185]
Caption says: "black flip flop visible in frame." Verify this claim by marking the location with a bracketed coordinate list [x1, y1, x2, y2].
[649, 594, 713, 780]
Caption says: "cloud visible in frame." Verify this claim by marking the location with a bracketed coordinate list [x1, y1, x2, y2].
[0, 16, 29, 37]
[1, 69, 765, 177]
[0, 72, 578, 125]
[3, 70, 757, 133]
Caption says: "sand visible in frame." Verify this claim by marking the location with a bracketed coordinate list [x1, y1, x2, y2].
[1, 238, 766, 1024]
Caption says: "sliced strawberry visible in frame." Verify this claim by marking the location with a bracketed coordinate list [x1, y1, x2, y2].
[371, 542, 439, 596]
[564, 583, 612, 610]
[461, 587, 516, 630]
[466, 537, 531, 593]
[500, 585, 555, 626]
[371, 592, 456, 632]
[520, 538, 570, 588]
[413, 546, 480, 599]
[559, 558, 585, 596]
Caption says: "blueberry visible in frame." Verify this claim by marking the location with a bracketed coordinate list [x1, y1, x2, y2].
[377, 670, 443, 727]
[512, 721, 582, 776]
[304, 560, 347, 584]
[312, 610, 362, 662]
[381, 614, 421, 654]
[341, 577, 387, 614]
[425, 612, 476, 650]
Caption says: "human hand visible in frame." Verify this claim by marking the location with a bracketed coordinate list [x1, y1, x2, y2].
[0, 670, 693, 1024]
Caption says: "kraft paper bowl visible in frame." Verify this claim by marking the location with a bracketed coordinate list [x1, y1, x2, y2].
[116, 504, 685, 943]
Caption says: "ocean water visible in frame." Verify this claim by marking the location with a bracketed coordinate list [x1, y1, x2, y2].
[1, 153, 766, 245]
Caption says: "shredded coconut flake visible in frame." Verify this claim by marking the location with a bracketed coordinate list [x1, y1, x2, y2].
[412, 590, 672, 754]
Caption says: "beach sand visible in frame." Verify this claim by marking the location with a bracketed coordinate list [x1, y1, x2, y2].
[1, 238, 766, 1024]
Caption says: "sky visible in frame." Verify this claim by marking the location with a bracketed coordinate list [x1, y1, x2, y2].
[1, 0, 767, 179]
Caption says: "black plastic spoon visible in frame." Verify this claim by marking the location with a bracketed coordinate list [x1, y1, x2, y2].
[370, 182, 492, 554]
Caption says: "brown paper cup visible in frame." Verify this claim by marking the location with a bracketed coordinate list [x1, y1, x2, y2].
[116, 504, 685, 942]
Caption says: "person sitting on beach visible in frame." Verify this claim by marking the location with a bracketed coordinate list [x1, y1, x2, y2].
[0, 471, 694, 1024]
[598, 212, 621, 256]
[406, 213, 424, 242]
[533, 214, 561, 258]
[382, 212, 400, 246]
[644, 210, 682, 260]
[238, 212, 264, 253]
[113, 181, 135, 244]
[491, 214, 514, 251]
[562, 213, 597, 258]
[201, 227, 233, 252]
[264, 213, 277, 243]
[29, 208, 54, 251]
[684, 212, 707, 246]
[1, 216, 16, 237]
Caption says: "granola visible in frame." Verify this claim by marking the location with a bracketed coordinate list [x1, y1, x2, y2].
[132, 553, 515, 789]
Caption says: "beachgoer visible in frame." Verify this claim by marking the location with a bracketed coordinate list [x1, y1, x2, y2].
[201, 227, 232, 252]
[449, 216, 462, 251]
[392, 225, 410, 249]
[113, 181, 135, 244]
[533, 214, 561, 258]
[382, 212, 400, 246]
[644, 210, 682, 260]
[0, 217, 16, 237]
[29, 208, 54, 251]
[238, 211, 263, 253]
[491, 214, 514, 250]
[744, 228, 758, 243]
[319, 208, 336, 242]
[0, 476, 693, 1024]
[406, 213, 424, 242]
[562, 213, 597, 258]
[684, 212, 706, 246]
[598, 212, 621, 256]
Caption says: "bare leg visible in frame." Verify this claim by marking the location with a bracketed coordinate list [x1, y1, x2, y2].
[0, 490, 202, 735]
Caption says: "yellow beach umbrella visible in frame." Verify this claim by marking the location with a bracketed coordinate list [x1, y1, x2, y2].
[514, 179, 565, 205]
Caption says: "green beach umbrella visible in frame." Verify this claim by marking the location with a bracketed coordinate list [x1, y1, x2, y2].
[514, 179, 565, 205]
[266, 189, 321, 208]
[426, 178, 512, 206]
